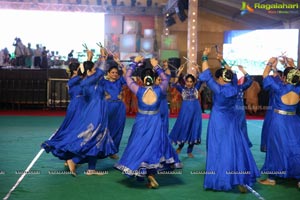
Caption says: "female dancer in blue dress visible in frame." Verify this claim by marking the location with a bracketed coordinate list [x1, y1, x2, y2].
[261, 52, 291, 152]
[235, 65, 253, 147]
[41, 61, 84, 164]
[101, 65, 127, 159]
[259, 57, 300, 188]
[65, 57, 117, 176]
[217, 55, 253, 147]
[154, 60, 171, 135]
[115, 56, 182, 189]
[260, 69, 283, 152]
[169, 65, 202, 158]
[43, 50, 116, 176]
[199, 47, 260, 192]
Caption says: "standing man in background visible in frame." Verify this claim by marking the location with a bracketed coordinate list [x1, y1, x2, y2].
[244, 78, 261, 115]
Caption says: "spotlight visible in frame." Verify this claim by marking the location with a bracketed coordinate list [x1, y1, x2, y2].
[165, 15, 176, 27]
[176, 0, 188, 22]
[175, 7, 187, 22]
[178, 0, 188, 10]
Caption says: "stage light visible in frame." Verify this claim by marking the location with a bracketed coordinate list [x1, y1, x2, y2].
[165, 15, 176, 27]
[178, 0, 188, 10]
[175, 7, 187, 22]
[176, 0, 188, 22]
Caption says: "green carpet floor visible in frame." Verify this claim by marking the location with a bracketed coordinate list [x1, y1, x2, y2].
[0, 116, 299, 200]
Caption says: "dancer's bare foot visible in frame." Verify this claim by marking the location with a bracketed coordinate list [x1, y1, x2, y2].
[85, 170, 105, 176]
[147, 175, 159, 189]
[188, 153, 194, 158]
[109, 154, 119, 160]
[259, 179, 276, 186]
[176, 148, 182, 154]
[238, 185, 248, 193]
[67, 159, 77, 177]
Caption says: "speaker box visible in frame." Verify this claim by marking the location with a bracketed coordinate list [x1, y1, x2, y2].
[168, 57, 181, 68]
[168, 57, 181, 77]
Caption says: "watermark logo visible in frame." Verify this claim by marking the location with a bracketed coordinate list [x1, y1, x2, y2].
[241, 1, 299, 15]
[240, 1, 254, 15]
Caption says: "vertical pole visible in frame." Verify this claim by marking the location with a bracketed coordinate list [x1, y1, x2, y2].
[187, 0, 199, 76]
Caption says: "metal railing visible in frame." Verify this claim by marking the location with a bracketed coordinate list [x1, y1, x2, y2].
[47, 78, 69, 109]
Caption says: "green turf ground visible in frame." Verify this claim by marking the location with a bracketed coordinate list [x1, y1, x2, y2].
[0, 116, 299, 200]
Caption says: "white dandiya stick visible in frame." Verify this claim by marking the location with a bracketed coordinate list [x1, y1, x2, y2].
[211, 44, 219, 54]
[167, 63, 179, 71]
[3, 132, 56, 200]
[244, 184, 265, 200]
[183, 56, 201, 67]
[141, 49, 152, 57]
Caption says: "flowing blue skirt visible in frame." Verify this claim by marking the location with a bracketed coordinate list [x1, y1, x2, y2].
[107, 100, 126, 152]
[43, 98, 117, 162]
[169, 99, 202, 145]
[42, 96, 84, 154]
[261, 113, 300, 179]
[260, 108, 273, 152]
[115, 112, 182, 177]
[160, 98, 169, 134]
[204, 109, 260, 191]
[235, 105, 252, 147]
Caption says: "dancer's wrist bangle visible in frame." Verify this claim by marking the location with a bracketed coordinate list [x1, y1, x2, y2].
[267, 62, 273, 67]
[220, 59, 227, 66]
[202, 56, 208, 62]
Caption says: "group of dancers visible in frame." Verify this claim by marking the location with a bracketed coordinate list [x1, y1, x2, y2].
[41, 45, 300, 193]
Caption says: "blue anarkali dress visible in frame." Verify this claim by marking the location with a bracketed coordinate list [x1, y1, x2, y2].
[199, 69, 260, 191]
[101, 76, 127, 152]
[235, 74, 253, 147]
[160, 73, 171, 135]
[114, 64, 182, 177]
[43, 68, 116, 162]
[260, 76, 282, 152]
[42, 75, 84, 154]
[169, 81, 202, 146]
[261, 76, 300, 179]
